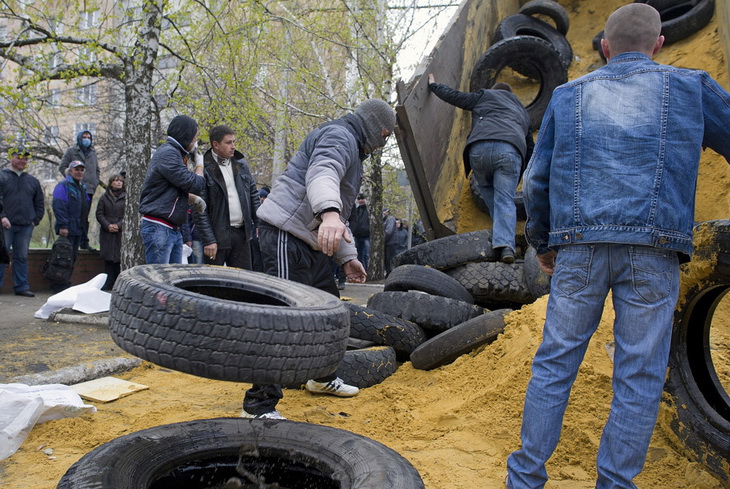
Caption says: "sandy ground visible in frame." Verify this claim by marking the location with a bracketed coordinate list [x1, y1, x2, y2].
[1, 1, 729, 488]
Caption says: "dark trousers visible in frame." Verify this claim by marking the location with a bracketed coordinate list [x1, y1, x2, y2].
[243, 223, 339, 415]
[203, 227, 252, 269]
[385, 243, 398, 275]
[103, 260, 121, 291]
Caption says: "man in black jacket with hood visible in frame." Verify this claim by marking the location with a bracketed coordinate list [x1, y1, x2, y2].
[193, 125, 259, 269]
[428, 73, 533, 264]
[139, 115, 206, 264]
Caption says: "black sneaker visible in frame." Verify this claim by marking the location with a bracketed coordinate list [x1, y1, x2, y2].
[500, 247, 515, 264]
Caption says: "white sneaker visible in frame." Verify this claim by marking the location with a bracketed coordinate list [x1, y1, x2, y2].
[240, 409, 286, 420]
[305, 377, 359, 397]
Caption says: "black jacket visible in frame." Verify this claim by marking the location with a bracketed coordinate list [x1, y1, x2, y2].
[193, 149, 259, 248]
[0, 169, 44, 226]
[96, 189, 126, 262]
[429, 82, 533, 176]
[348, 203, 370, 238]
[139, 137, 205, 228]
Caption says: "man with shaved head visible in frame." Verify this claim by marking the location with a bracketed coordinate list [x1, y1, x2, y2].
[507, 3, 730, 488]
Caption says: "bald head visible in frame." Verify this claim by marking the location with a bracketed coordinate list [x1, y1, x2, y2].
[604, 3, 663, 58]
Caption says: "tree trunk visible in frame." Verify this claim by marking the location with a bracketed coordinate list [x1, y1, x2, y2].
[367, 152, 385, 281]
[120, 0, 163, 270]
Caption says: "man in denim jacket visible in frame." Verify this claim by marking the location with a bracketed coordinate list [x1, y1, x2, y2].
[507, 4, 730, 488]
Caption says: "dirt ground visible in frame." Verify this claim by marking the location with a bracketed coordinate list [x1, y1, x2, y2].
[1, 1, 729, 488]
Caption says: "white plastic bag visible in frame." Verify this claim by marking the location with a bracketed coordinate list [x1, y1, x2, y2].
[0, 383, 96, 460]
[34, 273, 108, 319]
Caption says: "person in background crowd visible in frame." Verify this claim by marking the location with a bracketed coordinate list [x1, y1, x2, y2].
[411, 219, 427, 246]
[348, 192, 370, 271]
[193, 125, 259, 269]
[95, 174, 126, 290]
[59, 130, 101, 251]
[396, 218, 409, 256]
[383, 208, 397, 275]
[250, 186, 269, 272]
[139, 115, 206, 264]
[0, 147, 44, 297]
[428, 73, 533, 264]
[506, 4, 730, 488]
[243, 98, 396, 420]
[51, 161, 91, 292]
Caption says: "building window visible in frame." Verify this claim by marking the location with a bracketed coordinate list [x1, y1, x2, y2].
[74, 122, 96, 135]
[0, 25, 7, 42]
[75, 84, 97, 105]
[43, 126, 59, 144]
[48, 88, 61, 107]
[50, 51, 63, 69]
[80, 10, 99, 30]
[79, 46, 97, 63]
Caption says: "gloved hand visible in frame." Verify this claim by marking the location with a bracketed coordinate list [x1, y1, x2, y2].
[191, 195, 206, 213]
[194, 150, 204, 170]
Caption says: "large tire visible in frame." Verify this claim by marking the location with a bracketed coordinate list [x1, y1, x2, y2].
[391, 230, 495, 270]
[410, 309, 511, 370]
[469, 173, 527, 221]
[641, 0, 715, 44]
[523, 247, 552, 299]
[518, 0, 570, 35]
[385, 264, 475, 304]
[492, 14, 573, 70]
[109, 265, 349, 385]
[346, 303, 427, 358]
[447, 261, 535, 305]
[57, 418, 425, 489]
[470, 36, 568, 130]
[367, 291, 484, 332]
[664, 220, 730, 483]
[336, 346, 398, 388]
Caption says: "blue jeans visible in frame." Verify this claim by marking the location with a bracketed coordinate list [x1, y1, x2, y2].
[141, 220, 183, 264]
[469, 140, 521, 250]
[354, 236, 370, 271]
[507, 243, 679, 489]
[0, 224, 34, 293]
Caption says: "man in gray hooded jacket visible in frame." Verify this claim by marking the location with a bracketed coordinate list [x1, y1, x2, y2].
[242, 98, 396, 420]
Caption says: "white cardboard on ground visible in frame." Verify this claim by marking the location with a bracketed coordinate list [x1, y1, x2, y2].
[70, 376, 149, 403]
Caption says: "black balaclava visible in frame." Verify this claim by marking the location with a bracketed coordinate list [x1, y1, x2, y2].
[167, 115, 198, 152]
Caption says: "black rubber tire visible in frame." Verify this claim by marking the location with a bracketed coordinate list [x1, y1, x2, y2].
[446, 261, 535, 305]
[523, 247, 552, 299]
[57, 418, 425, 489]
[336, 346, 398, 388]
[410, 309, 511, 370]
[109, 265, 349, 385]
[385, 264, 475, 304]
[367, 291, 484, 332]
[492, 14, 573, 70]
[470, 36, 568, 130]
[518, 0, 570, 35]
[346, 303, 427, 358]
[469, 173, 527, 221]
[391, 230, 495, 270]
[664, 220, 730, 484]
[641, 0, 715, 44]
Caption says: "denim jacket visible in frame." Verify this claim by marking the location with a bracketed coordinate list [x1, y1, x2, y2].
[524, 52, 730, 261]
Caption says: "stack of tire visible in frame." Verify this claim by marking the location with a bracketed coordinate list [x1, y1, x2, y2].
[342, 230, 551, 384]
[592, 0, 715, 62]
[470, 0, 572, 129]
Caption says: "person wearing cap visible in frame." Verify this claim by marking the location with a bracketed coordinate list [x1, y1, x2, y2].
[0, 147, 44, 297]
[243, 98, 397, 420]
[59, 130, 100, 251]
[193, 125, 259, 270]
[139, 115, 206, 264]
[428, 73, 533, 264]
[51, 160, 92, 291]
[382, 207, 397, 275]
[348, 192, 370, 271]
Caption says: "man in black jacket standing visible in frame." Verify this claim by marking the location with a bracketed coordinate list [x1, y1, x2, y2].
[428, 73, 533, 263]
[0, 147, 44, 297]
[194, 125, 259, 269]
[348, 193, 370, 272]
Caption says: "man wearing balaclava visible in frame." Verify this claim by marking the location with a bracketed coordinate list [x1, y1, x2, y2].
[139, 114, 206, 264]
[59, 130, 101, 250]
[243, 98, 396, 420]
